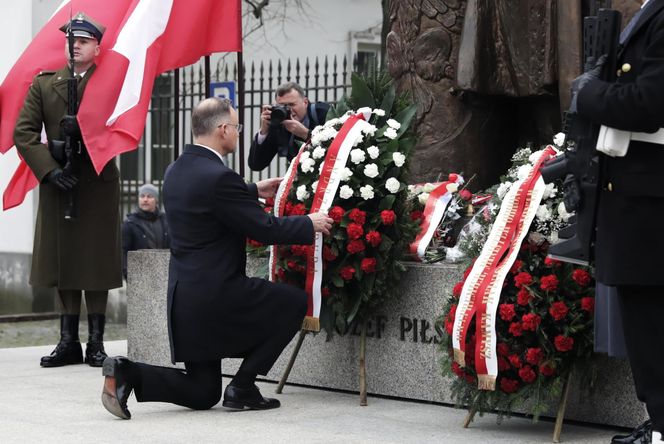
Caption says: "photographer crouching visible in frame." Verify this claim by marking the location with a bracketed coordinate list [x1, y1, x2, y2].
[248, 82, 329, 171]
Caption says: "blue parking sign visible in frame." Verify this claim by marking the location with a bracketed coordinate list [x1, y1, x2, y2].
[210, 81, 236, 107]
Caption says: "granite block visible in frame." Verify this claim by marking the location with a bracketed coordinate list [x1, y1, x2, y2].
[127, 250, 647, 428]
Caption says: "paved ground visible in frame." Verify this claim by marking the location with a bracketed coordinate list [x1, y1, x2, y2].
[0, 340, 623, 444]
[0, 319, 126, 348]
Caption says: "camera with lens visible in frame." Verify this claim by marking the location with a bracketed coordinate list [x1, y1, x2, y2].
[270, 104, 292, 128]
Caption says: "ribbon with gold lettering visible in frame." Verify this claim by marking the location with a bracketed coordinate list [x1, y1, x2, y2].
[452, 147, 555, 390]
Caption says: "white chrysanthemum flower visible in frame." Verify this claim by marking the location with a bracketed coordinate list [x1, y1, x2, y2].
[312, 146, 326, 160]
[339, 185, 354, 199]
[536, 204, 551, 221]
[350, 148, 366, 164]
[384, 127, 398, 139]
[528, 150, 546, 164]
[386, 177, 400, 193]
[372, 108, 386, 116]
[300, 150, 311, 161]
[497, 181, 512, 199]
[547, 231, 559, 245]
[357, 106, 372, 116]
[422, 183, 437, 193]
[311, 181, 319, 192]
[542, 183, 558, 200]
[553, 132, 566, 147]
[339, 167, 353, 182]
[557, 201, 572, 222]
[300, 158, 315, 173]
[386, 118, 401, 130]
[362, 124, 378, 137]
[318, 161, 326, 174]
[296, 185, 310, 202]
[363, 163, 379, 178]
[353, 132, 364, 147]
[393, 152, 406, 167]
[367, 145, 380, 159]
[516, 165, 531, 181]
[360, 185, 375, 200]
[408, 184, 416, 193]
[418, 192, 430, 205]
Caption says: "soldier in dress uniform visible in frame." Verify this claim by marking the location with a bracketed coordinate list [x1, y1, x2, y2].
[13, 13, 122, 368]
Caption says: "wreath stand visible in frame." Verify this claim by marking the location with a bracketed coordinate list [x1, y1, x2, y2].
[276, 322, 370, 406]
[462, 371, 573, 443]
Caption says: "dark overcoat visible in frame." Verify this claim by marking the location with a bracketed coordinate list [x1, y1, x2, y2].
[13, 65, 122, 290]
[578, 0, 664, 285]
[162, 144, 313, 363]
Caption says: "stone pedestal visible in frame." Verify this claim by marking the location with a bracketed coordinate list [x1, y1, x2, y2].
[127, 250, 647, 428]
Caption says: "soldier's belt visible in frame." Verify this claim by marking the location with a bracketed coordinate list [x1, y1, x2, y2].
[596, 125, 664, 157]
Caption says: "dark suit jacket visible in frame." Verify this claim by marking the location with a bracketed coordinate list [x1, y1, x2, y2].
[162, 144, 314, 362]
[578, 0, 664, 285]
[248, 102, 329, 171]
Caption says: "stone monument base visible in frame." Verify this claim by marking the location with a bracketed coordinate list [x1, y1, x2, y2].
[127, 250, 646, 428]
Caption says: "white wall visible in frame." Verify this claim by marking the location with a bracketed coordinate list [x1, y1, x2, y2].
[0, 2, 38, 254]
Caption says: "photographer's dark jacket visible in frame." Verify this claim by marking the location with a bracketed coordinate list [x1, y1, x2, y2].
[121, 208, 170, 279]
[577, 0, 664, 285]
[13, 64, 122, 290]
[248, 101, 329, 171]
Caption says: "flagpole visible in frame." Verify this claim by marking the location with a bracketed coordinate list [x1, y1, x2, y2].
[237, 51, 245, 179]
[205, 56, 211, 97]
[174, 68, 180, 161]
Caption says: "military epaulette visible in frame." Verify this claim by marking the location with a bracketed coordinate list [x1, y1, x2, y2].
[36, 71, 56, 76]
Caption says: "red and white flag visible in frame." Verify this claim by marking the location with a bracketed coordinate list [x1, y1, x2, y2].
[1, 0, 242, 210]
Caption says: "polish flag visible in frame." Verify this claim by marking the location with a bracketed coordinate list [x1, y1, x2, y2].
[1, 0, 242, 210]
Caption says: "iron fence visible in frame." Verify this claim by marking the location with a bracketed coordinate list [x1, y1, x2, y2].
[119, 54, 359, 218]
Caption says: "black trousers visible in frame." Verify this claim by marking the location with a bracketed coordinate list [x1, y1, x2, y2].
[617, 285, 664, 433]
[132, 307, 303, 410]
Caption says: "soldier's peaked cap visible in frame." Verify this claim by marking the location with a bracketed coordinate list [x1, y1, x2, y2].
[59, 12, 105, 43]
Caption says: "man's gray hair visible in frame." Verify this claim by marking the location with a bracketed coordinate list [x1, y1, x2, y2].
[275, 82, 306, 99]
[191, 97, 232, 137]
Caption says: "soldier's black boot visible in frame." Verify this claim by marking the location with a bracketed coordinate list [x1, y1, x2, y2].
[85, 314, 108, 367]
[40, 314, 83, 367]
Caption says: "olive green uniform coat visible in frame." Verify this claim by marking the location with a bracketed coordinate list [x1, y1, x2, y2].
[13, 65, 122, 290]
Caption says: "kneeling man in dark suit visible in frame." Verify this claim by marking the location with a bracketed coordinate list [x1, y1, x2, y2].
[100, 97, 333, 419]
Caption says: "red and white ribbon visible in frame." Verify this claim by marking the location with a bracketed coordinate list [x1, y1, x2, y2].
[409, 174, 464, 261]
[452, 147, 556, 390]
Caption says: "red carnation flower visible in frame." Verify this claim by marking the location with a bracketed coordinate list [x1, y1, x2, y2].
[510, 260, 523, 274]
[499, 303, 516, 322]
[349, 208, 367, 225]
[554, 335, 574, 352]
[540, 274, 559, 292]
[497, 343, 510, 356]
[380, 210, 396, 225]
[514, 272, 533, 288]
[264, 206, 273, 214]
[361, 258, 377, 273]
[544, 256, 562, 267]
[276, 268, 285, 281]
[451, 362, 465, 378]
[459, 189, 473, 201]
[365, 231, 382, 247]
[463, 264, 474, 280]
[521, 313, 541, 331]
[265, 197, 275, 206]
[581, 296, 595, 313]
[346, 240, 366, 255]
[498, 357, 510, 371]
[284, 202, 294, 216]
[516, 288, 532, 306]
[540, 363, 556, 377]
[410, 210, 424, 222]
[287, 260, 298, 270]
[322, 245, 337, 262]
[291, 203, 307, 216]
[509, 322, 523, 337]
[328, 206, 345, 223]
[346, 223, 364, 240]
[572, 269, 592, 287]
[525, 347, 544, 365]
[518, 365, 537, 383]
[508, 354, 522, 369]
[340, 266, 356, 281]
[452, 281, 464, 298]
[444, 319, 454, 335]
[549, 301, 569, 321]
[290, 245, 308, 256]
[247, 239, 263, 248]
[448, 304, 457, 320]
[500, 378, 520, 394]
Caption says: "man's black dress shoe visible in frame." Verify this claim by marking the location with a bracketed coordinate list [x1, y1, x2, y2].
[612, 420, 653, 444]
[222, 384, 281, 410]
[101, 357, 134, 419]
